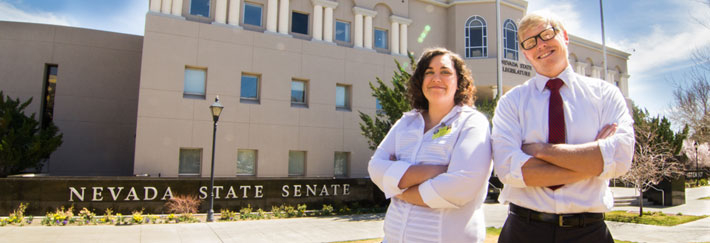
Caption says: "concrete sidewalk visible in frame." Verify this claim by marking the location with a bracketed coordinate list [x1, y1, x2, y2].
[0, 186, 708, 243]
[607, 186, 710, 243]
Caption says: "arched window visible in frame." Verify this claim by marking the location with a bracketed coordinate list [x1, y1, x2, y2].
[465, 16, 487, 58]
[503, 19, 518, 60]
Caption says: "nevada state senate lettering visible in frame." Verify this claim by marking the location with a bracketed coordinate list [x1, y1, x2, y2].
[67, 183, 351, 202]
[502, 59, 533, 77]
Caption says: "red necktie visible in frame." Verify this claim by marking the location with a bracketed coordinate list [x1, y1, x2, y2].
[546, 78, 565, 190]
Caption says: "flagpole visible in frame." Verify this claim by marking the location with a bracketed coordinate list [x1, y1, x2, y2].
[496, 0, 503, 98]
[600, 0, 608, 81]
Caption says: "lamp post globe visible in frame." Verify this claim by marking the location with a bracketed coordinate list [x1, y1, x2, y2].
[207, 96, 223, 222]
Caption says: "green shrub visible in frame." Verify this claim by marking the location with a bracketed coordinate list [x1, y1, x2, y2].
[0, 91, 63, 177]
[320, 204, 334, 216]
[7, 202, 28, 225]
[271, 205, 285, 218]
[131, 210, 145, 224]
[42, 206, 74, 226]
[77, 207, 95, 225]
[220, 208, 238, 221]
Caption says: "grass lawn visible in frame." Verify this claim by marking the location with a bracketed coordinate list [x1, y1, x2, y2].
[699, 196, 710, 200]
[605, 210, 708, 226]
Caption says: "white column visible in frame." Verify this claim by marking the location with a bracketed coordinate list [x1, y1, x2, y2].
[606, 70, 615, 83]
[354, 7, 376, 49]
[390, 21, 399, 55]
[592, 66, 602, 79]
[323, 7, 334, 42]
[150, 0, 161, 12]
[607, 70, 619, 84]
[620, 74, 630, 96]
[278, 0, 289, 34]
[575, 62, 586, 75]
[267, 0, 278, 32]
[313, 4, 323, 40]
[215, 0, 227, 24]
[390, 16, 412, 55]
[171, 0, 183, 16]
[228, 0, 241, 26]
[354, 14, 363, 48]
[161, 0, 172, 14]
[364, 15, 373, 49]
[400, 23, 408, 54]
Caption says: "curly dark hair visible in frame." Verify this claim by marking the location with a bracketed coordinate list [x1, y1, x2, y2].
[408, 47, 476, 111]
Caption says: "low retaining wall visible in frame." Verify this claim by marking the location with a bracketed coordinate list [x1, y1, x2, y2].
[0, 177, 384, 215]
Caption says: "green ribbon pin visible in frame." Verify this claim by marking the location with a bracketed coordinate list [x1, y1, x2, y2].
[432, 125, 451, 139]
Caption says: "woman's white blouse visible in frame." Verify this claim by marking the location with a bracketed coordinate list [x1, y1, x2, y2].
[368, 105, 493, 243]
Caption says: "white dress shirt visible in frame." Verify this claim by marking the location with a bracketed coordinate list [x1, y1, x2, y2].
[368, 105, 492, 243]
[491, 66, 635, 214]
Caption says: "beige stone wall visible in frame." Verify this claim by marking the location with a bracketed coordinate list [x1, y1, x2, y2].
[0, 21, 143, 175]
[134, 13, 409, 178]
[407, 1, 448, 52]
[568, 35, 630, 97]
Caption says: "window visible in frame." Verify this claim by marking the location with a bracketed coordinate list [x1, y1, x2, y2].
[190, 0, 210, 17]
[334, 152, 349, 177]
[243, 2, 263, 27]
[42, 64, 58, 129]
[336, 84, 350, 110]
[503, 19, 518, 60]
[375, 98, 384, 115]
[237, 149, 257, 176]
[291, 11, 309, 35]
[179, 148, 202, 176]
[335, 21, 350, 42]
[374, 29, 388, 49]
[288, 151, 306, 176]
[465, 16, 487, 58]
[184, 67, 206, 98]
[291, 79, 307, 106]
[240, 73, 260, 103]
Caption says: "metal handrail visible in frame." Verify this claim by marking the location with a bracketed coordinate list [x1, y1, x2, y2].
[645, 185, 664, 206]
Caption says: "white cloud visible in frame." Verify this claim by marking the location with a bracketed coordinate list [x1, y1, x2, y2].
[0, 1, 76, 27]
[622, 24, 710, 79]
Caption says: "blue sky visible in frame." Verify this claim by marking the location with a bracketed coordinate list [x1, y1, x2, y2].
[2, 0, 708, 123]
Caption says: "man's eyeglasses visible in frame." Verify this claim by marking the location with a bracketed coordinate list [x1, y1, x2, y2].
[520, 27, 558, 50]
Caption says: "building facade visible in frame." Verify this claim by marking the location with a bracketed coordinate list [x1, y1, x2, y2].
[0, 22, 142, 176]
[0, 0, 630, 177]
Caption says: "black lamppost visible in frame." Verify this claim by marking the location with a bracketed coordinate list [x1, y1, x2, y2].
[695, 141, 699, 186]
[207, 96, 223, 222]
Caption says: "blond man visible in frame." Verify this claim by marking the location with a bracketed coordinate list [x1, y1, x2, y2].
[491, 13, 635, 242]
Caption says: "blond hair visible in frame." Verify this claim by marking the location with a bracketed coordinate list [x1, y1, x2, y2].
[517, 13, 566, 42]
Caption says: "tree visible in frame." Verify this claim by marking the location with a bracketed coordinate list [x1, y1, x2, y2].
[475, 96, 499, 124]
[621, 106, 685, 216]
[0, 91, 63, 177]
[670, 0, 710, 144]
[358, 55, 414, 150]
[682, 139, 710, 179]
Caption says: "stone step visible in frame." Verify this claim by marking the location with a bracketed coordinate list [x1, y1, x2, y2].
[614, 196, 654, 206]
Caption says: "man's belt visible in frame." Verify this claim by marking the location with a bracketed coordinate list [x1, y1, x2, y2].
[509, 203, 605, 227]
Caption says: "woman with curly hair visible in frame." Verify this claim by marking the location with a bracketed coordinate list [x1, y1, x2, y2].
[368, 47, 492, 242]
